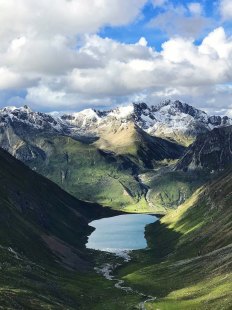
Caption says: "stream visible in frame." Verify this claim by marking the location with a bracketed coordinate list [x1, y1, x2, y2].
[87, 214, 158, 309]
[94, 251, 156, 309]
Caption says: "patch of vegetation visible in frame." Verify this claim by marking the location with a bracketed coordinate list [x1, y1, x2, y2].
[116, 169, 232, 309]
[0, 246, 141, 310]
[139, 169, 210, 214]
[27, 135, 146, 211]
[11, 122, 185, 213]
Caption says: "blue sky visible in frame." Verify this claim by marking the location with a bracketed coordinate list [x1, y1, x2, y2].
[100, 0, 219, 48]
[0, 0, 232, 115]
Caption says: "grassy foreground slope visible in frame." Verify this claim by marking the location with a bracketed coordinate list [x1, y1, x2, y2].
[0, 148, 141, 309]
[119, 170, 232, 309]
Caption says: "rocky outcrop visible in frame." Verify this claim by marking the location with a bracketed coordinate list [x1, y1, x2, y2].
[176, 126, 232, 171]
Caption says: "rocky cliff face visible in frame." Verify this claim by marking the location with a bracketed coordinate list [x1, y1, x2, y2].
[176, 126, 232, 171]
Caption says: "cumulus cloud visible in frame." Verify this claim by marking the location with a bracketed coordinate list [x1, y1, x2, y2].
[8, 27, 230, 115]
[220, 0, 232, 21]
[3, 26, 232, 112]
[1, 0, 232, 115]
[0, 0, 146, 42]
[149, 3, 212, 38]
[0, 0, 147, 91]
[85, 27, 232, 93]
[0, 67, 36, 90]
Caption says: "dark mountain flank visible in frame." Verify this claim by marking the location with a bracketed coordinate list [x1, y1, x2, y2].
[0, 147, 116, 266]
[176, 126, 232, 171]
[0, 148, 139, 309]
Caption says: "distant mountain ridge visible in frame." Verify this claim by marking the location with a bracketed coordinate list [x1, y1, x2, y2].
[0, 100, 231, 147]
[0, 103, 185, 212]
[0, 100, 231, 212]
[0, 103, 185, 168]
[61, 100, 232, 146]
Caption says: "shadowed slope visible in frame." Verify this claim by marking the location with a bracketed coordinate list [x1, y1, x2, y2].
[119, 169, 232, 309]
[176, 126, 232, 171]
[0, 148, 143, 309]
[95, 121, 185, 168]
[0, 147, 117, 266]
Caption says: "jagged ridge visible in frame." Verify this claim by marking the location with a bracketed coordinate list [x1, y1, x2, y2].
[1, 101, 231, 148]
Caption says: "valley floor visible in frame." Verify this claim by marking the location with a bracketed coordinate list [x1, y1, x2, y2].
[0, 147, 231, 310]
[1, 202, 232, 309]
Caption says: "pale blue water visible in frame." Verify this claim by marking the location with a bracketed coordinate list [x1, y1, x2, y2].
[86, 214, 157, 253]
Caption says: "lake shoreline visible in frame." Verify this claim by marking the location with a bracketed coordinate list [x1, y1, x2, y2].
[86, 214, 158, 253]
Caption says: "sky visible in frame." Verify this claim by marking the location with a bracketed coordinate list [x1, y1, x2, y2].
[1, 0, 232, 115]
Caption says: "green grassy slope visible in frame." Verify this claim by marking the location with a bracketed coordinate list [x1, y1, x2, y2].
[25, 135, 146, 211]
[118, 169, 232, 309]
[141, 169, 210, 214]
[0, 244, 142, 310]
[2, 120, 185, 213]
[0, 147, 118, 259]
[0, 148, 143, 309]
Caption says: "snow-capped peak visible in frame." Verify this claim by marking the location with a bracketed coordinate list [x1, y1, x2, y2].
[74, 108, 100, 119]
[0, 101, 231, 146]
[1, 105, 32, 114]
[108, 105, 134, 119]
[58, 100, 232, 145]
[0, 105, 65, 132]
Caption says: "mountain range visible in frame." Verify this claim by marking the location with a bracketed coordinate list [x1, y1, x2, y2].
[0, 100, 231, 309]
[0, 100, 231, 213]
[1, 100, 231, 147]
[0, 101, 232, 213]
[61, 100, 232, 146]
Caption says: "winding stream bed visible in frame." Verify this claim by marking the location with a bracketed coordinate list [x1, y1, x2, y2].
[87, 214, 158, 309]
[95, 253, 156, 309]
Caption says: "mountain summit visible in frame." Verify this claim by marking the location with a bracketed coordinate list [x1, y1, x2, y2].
[0, 100, 231, 147]
[61, 100, 232, 146]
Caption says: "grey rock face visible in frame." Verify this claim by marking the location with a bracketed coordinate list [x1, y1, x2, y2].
[176, 126, 232, 171]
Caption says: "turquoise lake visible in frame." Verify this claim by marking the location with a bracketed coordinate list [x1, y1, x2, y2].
[86, 214, 157, 252]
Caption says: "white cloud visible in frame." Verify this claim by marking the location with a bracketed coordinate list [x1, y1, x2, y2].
[0, 0, 148, 84]
[26, 85, 67, 107]
[12, 27, 232, 113]
[0, 0, 232, 114]
[137, 37, 148, 46]
[0, 0, 146, 44]
[149, 3, 211, 38]
[188, 2, 203, 16]
[0, 67, 36, 90]
[220, 0, 232, 21]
